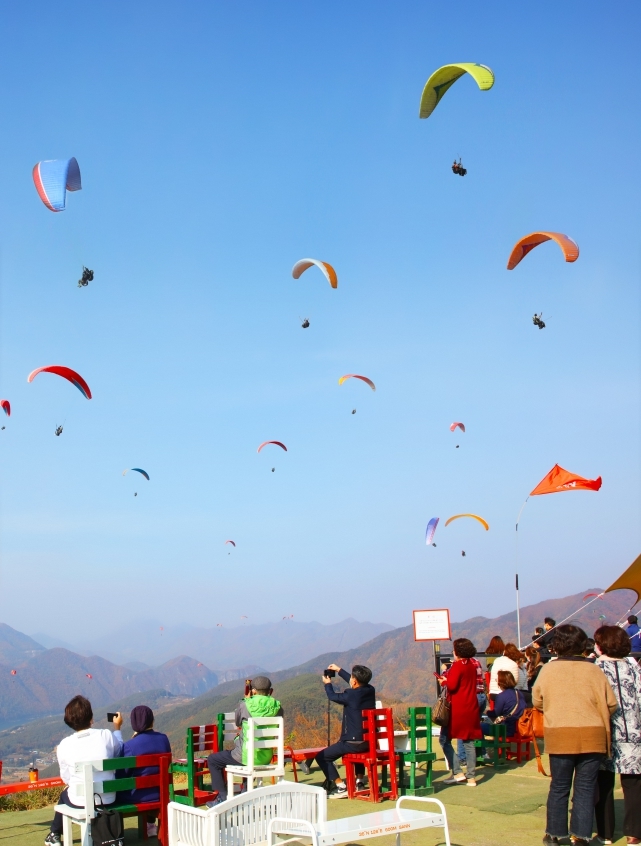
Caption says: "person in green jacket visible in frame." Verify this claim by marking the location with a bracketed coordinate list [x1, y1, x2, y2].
[206, 676, 283, 807]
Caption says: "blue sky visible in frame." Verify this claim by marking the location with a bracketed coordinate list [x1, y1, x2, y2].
[0, 2, 639, 644]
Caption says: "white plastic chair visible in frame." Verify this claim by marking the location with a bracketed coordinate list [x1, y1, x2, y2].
[225, 716, 285, 795]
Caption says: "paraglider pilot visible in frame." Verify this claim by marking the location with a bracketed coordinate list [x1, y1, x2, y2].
[55, 426, 63, 437]
[452, 159, 467, 176]
[301, 318, 310, 329]
[532, 313, 546, 330]
[78, 267, 94, 287]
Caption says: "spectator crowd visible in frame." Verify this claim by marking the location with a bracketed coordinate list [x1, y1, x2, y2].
[42, 611, 641, 846]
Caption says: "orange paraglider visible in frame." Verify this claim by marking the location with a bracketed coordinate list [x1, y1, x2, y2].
[507, 232, 579, 270]
[445, 514, 489, 531]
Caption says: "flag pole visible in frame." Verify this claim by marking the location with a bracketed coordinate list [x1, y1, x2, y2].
[516, 573, 521, 650]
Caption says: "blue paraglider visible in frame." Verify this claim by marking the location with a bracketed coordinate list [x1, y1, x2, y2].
[32, 158, 81, 212]
[425, 517, 439, 546]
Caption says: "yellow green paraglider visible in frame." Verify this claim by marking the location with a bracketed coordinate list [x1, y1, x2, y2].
[419, 63, 494, 120]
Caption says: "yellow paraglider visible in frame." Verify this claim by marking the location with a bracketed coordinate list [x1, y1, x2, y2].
[419, 63, 495, 120]
[292, 259, 337, 289]
[445, 513, 490, 531]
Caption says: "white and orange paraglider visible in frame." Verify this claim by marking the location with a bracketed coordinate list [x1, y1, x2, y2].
[292, 259, 337, 289]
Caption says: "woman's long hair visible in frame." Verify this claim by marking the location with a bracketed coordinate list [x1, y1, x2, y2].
[485, 636, 505, 655]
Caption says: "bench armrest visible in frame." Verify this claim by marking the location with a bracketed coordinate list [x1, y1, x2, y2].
[395, 797, 450, 846]
[268, 816, 319, 846]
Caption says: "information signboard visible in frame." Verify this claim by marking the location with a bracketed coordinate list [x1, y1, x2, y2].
[413, 608, 451, 641]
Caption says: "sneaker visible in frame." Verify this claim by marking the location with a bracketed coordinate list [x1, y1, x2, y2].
[147, 823, 158, 837]
[466, 778, 477, 787]
[355, 778, 368, 790]
[299, 759, 311, 775]
[206, 795, 226, 808]
[596, 839, 613, 845]
[44, 835, 62, 846]
[330, 783, 349, 799]
[542, 837, 561, 845]
[442, 774, 466, 785]
[482, 753, 493, 763]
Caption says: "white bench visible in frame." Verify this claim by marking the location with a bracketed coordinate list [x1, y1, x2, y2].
[168, 783, 450, 846]
[268, 796, 450, 846]
[168, 781, 326, 846]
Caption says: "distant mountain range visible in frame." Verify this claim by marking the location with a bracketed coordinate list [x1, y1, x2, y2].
[0, 617, 393, 728]
[34, 618, 395, 670]
[0, 647, 218, 728]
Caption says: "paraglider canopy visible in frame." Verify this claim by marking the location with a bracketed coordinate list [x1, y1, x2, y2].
[292, 259, 338, 289]
[507, 232, 579, 270]
[28, 365, 92, 399]
[225, 540, 236, 547]
[0, 400, 9, 417]
[419, 63, 494, 120]
[338, 374, 376, 391]
[425, 517, 439, 545]
[32, 157, 81, 212]
[257, 441, 287, 453]
[450, 422, 465, 433]
[123, 468, 150, 480]
[445, 513, 490, 531]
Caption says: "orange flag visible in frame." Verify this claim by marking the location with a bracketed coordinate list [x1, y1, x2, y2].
[530, 464, 602, 496]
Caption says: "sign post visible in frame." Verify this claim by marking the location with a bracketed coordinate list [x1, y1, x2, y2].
[413, 609, 451, 683]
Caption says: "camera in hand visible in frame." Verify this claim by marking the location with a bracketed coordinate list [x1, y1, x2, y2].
[324, 668, 336, 678]
[107, 712, 118, 723]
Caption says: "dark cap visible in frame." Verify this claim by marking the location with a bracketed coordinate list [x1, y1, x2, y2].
[130, 705, 154, 733]
[251, 676, 272, 692]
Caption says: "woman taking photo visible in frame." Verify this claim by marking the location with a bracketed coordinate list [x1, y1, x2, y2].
[593, 625, 641, 846]
[533, 625, 617, 846]
[442, 638, 483, 787]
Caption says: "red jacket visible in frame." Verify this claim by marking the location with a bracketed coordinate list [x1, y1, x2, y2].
[447, 659, 483, 741]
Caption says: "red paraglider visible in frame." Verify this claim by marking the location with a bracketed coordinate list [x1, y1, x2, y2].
[450, 422, 465, 433]
[27, 365, 92, 399]
[257, 441, 287, 453]
[0, 400, 10, 417]
[10, 670, 17, 676]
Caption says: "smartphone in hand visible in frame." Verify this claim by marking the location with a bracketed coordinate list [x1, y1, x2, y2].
[107, 712, 118, 723]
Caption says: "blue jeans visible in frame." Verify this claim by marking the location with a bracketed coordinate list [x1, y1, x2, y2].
[457, 693, 487, 762]
[439, 726, 454, 769]
[546, 752, 603, 840]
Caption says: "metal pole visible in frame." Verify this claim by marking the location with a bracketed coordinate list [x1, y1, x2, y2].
[516, 573, 522, 650]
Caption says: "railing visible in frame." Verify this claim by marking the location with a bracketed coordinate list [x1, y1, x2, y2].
[0, 777, 64, 796]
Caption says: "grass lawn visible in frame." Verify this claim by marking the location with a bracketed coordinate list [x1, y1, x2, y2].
[0, 751, 629, 845]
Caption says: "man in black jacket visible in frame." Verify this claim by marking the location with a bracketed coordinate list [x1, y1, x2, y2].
[314, 663, 375, 798]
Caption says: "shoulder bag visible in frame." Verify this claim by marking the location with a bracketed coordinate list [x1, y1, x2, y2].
[431, 689, 450, 727]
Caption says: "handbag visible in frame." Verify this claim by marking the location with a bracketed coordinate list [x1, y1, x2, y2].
[432, 689, 450, 727]
[517, 708, 548, 777]
[91, 795, 124, 846]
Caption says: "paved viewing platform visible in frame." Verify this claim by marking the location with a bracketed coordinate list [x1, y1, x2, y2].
[0, 753, 630, 846]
